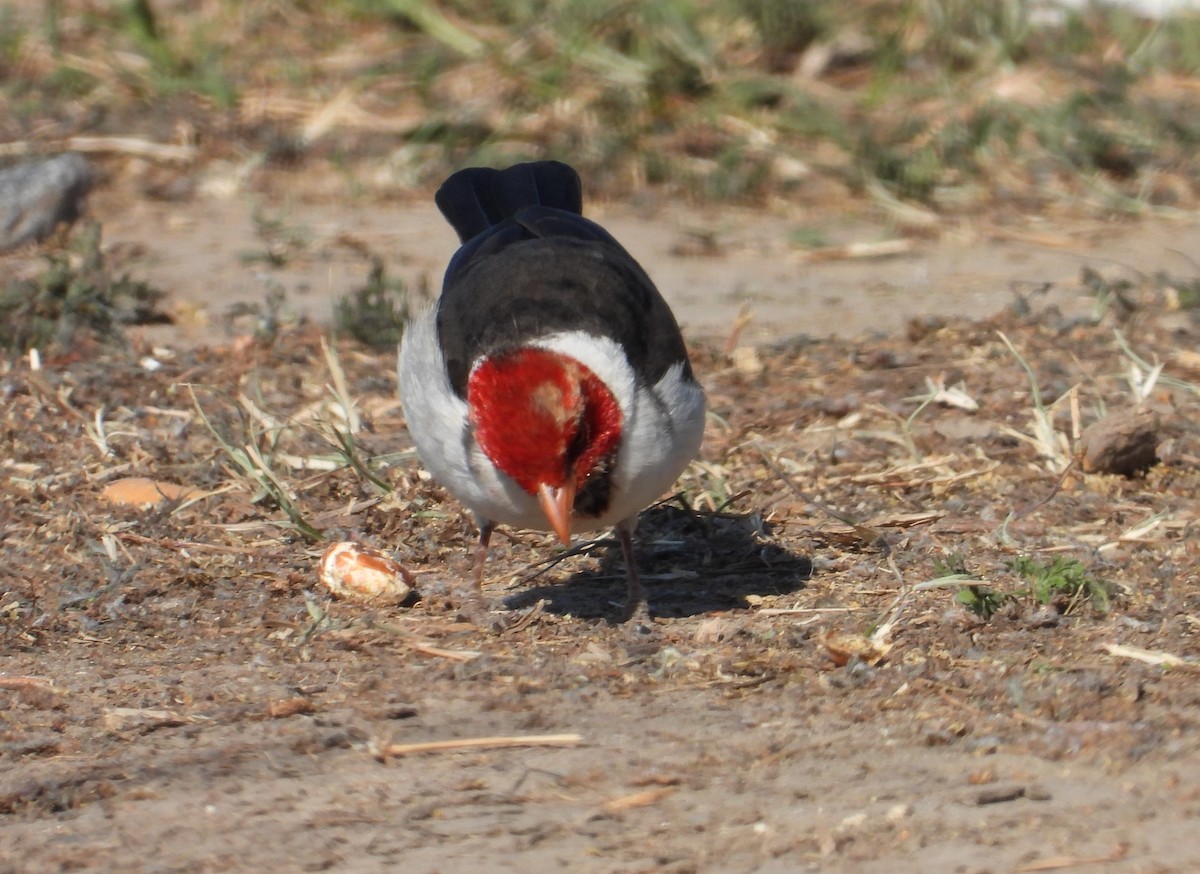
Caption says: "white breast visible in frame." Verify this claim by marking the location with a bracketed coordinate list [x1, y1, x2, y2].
[399, 315, 705, 534]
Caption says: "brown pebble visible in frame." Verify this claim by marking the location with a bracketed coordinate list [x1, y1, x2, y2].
[1079, 407, 1160, 476]
[967, 766, 997, 786]
[266, 697, 316, 719]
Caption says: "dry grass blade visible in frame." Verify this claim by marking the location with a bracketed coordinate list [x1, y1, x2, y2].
[824, 458, 997, 488]
[756, 606, 866, 616]
[600, 787, 676, 813]
[116, 531, 283, 556]
[276, 453, 343, 472]
[409, 642, 482, 662]
[311, 337, 391, 492]
[872, 572, 992, 646]
[816, 512, 943, 547]
[1115, 329, 1198, 397]
[997, 331, 1073, 472]
[1013, 843, 1131, 872]
[919, 374, 979, 412]
[1102, 643, 1195, 669]
[321, 337, 361, 434]
[1097, 512, 1167, 554]
[0, 675, 62, 691]
[369, 622, 482, 660]
[186, 385, 323, 542]
[104, 706, 193, 731]
[799, 239, 914, 262]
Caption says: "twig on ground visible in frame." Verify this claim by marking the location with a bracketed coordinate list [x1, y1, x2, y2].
[374, 733, 583, 760]
[409, 642, 482, 662]
[1013, 843, 1131, 872]
[0, 675, 61, 691]
[116, 530, 286, 556]
[0, 135, 196, 162]
[600, 787, 676, 813]
[756, 607, 866, 616]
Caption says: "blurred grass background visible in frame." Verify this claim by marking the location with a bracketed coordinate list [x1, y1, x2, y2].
[3, 0, 1200, 218]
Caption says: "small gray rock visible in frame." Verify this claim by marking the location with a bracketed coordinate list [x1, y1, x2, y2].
[0, 153, 94, 251]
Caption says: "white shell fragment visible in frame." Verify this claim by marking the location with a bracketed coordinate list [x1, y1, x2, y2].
[319, 542, 415, 604]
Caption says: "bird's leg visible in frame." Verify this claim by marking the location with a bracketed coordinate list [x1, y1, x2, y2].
[471, 521, 494, 594]
[455, 521, 510, 630]
[615, 518, 651, 626]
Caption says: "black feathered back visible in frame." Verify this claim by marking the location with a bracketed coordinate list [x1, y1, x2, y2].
[432, 161, 692, 398]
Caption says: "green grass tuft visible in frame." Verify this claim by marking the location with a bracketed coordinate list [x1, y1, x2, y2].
[333, 259, 410, 351]
[1010, 555, 1112, 614]
[955, 584, 1009, 620]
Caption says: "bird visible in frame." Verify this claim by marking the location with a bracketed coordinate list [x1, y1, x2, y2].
[398, 160, 705, 622]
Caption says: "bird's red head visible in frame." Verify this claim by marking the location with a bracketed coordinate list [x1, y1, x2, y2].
[467, 348, 623, 543]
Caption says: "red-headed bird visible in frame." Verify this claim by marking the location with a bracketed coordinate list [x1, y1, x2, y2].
[399, 161, 705, 620]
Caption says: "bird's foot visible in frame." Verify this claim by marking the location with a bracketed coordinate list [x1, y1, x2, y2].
[620, 597, 655, 634]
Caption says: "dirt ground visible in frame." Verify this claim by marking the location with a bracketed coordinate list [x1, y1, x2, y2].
[3, 173, 1200, 874]
[94, 185, 1200, 347]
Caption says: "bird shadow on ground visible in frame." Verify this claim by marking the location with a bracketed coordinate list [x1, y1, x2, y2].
[503, 502, 812, 621]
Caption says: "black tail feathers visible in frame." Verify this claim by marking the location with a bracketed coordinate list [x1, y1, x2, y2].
[435, 161, 583, 243]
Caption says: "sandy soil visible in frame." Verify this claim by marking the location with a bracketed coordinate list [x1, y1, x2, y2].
[95, 187, 1200, 344]
[2, 179, 1200, 874]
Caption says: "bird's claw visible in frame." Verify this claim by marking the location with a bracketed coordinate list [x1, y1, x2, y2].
[620, 597, 654, 632]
